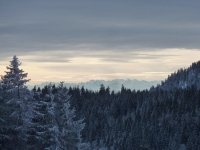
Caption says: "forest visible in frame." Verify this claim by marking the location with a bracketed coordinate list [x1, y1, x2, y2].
[1, 56, 200, 150]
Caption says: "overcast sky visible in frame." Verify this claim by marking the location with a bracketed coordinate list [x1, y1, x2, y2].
[1, 0, 200, 85]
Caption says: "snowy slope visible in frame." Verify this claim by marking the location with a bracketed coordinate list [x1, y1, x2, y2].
[159, 61, 200, 90]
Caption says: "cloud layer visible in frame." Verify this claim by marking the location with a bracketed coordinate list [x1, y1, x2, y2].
[1, 0, 200, 55]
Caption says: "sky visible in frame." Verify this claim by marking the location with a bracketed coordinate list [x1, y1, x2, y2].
[1, 0, 200, 85]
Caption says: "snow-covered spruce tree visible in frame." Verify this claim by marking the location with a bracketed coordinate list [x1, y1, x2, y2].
[55, 82, 88, 150]
[26, 83, 59, 149]
[28, 82, 88, 150]
[0, 56, 32, 149]
[1, 55, 30, 98]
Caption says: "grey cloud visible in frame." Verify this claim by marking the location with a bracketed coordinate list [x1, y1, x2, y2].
[101, 54, 178, 63]
[0, 0, 200, 58]
[101, 58, 131, 63]
[18, 50, 179, 66]
[22, 58, 72, 63]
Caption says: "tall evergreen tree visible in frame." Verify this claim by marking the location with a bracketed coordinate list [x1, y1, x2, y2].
[1, 55, 30, 99]
[55, 82, 87, 149]
[0, 56, 32, 149]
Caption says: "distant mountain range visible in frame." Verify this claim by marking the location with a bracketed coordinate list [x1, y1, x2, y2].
[27, 79, 160, 91]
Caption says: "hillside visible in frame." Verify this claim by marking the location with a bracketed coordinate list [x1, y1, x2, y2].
[64, 61, 200, 149]
[159, 61, 200, 90]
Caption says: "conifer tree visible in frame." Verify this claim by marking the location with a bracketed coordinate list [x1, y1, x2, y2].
[28, 83, 87, 149]
[1, 55, 30, 99]
[0, 56, 32, 149]
[55, 82, 86, 149]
